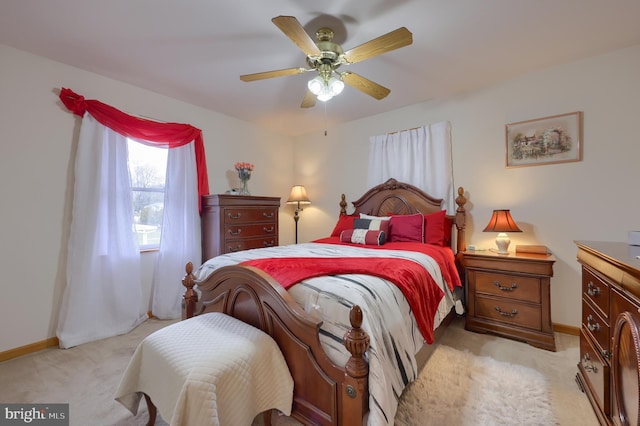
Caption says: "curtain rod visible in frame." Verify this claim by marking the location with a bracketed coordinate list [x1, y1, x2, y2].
[127, 111, 168, 123]
[386, 125, 422, 135]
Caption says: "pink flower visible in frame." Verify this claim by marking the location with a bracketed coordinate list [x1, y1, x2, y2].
[234, 162, 254, 171]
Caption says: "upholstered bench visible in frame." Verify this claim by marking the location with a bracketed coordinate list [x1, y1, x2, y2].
[115, 313, 294, 426]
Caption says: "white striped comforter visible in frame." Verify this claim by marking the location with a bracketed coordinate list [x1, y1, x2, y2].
[195, 242, 461, 426]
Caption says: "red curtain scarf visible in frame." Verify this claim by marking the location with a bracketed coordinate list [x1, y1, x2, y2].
[59, 87, 209, 211]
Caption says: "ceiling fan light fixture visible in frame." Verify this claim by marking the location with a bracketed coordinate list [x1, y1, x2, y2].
[307, 76, 324, 95]
[316, 87, 333, 102]
[328, 76, 344, 96]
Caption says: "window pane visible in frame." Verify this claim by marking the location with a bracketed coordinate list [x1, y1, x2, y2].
[128, 140, 168, 249]
[128, 141, 167, 189]
[133, 190, 164, 246]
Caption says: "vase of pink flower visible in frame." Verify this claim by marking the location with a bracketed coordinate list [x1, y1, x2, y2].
[234, 162, 254, 195]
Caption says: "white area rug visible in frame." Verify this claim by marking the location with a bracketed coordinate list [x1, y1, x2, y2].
[395, 345, 557, 426]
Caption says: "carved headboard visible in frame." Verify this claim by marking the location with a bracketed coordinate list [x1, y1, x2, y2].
[338, 178, 467, 254]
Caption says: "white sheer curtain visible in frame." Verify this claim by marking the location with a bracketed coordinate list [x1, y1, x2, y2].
[367, 121, 455, 212]
[151, 143, 201, 319]
[57, 114, 147, 349]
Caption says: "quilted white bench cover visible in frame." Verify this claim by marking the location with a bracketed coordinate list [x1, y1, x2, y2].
[115, 313, 294, 426]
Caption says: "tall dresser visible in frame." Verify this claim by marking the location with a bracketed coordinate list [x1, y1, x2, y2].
[201, 195, 280, 262]
[575, 240, 640, 425]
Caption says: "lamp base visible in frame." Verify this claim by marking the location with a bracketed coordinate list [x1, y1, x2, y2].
[495, 232, 511, 255]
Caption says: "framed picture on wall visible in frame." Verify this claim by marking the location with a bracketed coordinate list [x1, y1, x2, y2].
[506, 111, 583, 168]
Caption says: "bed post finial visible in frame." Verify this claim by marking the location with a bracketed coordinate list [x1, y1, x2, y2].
[343, 305, 370, 378]
[339, 194, 347, 215]
[182, 262, 198, 320]
[342, 305, 369, 423]
[455, 186, 467, 253]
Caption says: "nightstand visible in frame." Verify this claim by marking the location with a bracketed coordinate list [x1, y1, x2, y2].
[462, 249, 557, 351]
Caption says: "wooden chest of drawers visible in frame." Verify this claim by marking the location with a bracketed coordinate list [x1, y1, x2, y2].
[462, 250, 557, 351]
[201, 195, 280, 262]
[575, 240, 640, 425]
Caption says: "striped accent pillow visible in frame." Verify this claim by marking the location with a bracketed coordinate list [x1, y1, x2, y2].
[339, 229, 386, 245]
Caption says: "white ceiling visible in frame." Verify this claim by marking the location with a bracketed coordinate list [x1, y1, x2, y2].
[2, 1, 640, 136]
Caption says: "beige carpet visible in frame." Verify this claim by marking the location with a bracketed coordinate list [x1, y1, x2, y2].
[0, 316, 598, 425]
[396, 345, 554, 425]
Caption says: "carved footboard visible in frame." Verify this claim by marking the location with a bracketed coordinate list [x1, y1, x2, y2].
[182, 262, 370, 426]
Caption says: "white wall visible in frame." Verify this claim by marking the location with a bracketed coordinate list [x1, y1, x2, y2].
[2, 42, 639, 354]
[0, 45, 295, 352]
[294, 44, 640, 328]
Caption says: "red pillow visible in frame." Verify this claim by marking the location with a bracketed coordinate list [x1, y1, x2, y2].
[340, 229, 386, 245]
[331, 215, 356, 237]
[443, 216, 453, 247]
[423, 210, 447, 246]
[388, 213, 425, 243]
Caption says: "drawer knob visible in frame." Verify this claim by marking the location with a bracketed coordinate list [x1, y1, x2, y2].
[263, 226, 275, 233]
[586, 314, 601, 332]
[587, 281, 601, 297]
[228, 245, 242, 252]
[228, 228, 242, 236]
[228, 212, 242, 220]
[582, 354, 598, 373]
[493, 281, 517, 291]
[494, 306, 518, 317]
[263, 240, 275, 247]
[263, 212, 275, 218]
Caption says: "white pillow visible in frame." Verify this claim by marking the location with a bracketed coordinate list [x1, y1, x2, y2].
[359, 213, 391, 221]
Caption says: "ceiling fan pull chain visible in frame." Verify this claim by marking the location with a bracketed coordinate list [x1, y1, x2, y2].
[324, 102, 328, 136]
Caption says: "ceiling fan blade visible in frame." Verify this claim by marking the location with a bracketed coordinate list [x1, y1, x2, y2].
[240, 67, 307, 82]
[343, 27, 413, 64]
[272, 16, 321, 57]
[301, 90, 316, 108]
[341, 72, 391, 100]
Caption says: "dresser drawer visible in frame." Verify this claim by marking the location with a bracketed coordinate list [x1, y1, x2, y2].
[579, 328, 610, 416]
[225, 237, 277, 253]
[475, 295, 541, 330]
[224, 207, 277, 224]
[224, 223, 277, 239]
[475, 271, 541, 303]
[582, 298, 610, 353]
[582, 266, 610, 319]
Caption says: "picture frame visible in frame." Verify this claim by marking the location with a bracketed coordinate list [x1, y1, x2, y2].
[505, 111, 582, 168]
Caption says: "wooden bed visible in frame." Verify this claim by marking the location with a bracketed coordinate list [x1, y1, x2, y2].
[178, 178, 467, 425]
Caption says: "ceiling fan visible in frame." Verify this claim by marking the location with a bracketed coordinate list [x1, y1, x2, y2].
[240, 16, 413, 108]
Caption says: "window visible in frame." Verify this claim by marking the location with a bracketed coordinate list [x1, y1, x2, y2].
[127, 139, 168, 249]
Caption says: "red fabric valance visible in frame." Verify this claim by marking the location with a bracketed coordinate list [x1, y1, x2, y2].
[59, 87, 209, 211]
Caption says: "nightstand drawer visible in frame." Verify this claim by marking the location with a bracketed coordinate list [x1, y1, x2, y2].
[475, 271, 541, 303]
[475, 296, 541, 330]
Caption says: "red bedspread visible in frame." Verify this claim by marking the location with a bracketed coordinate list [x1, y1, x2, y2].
[241, 242, 460, 343]
[314, 237, 463, 291]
